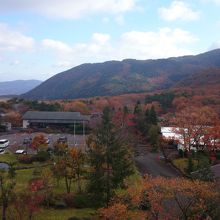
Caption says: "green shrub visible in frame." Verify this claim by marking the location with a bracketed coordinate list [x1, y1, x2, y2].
[73, 194, 91, 209]
[0, 124, 6, 132]
[215, 151, 220, 160]
[178, 149, 184, 158]
[187, 156, 194, 174]
[54, 200, 67, 209]
[32, 151, 50, 162]
[63, 193, 75, 207]
[192, 150, 196, 158]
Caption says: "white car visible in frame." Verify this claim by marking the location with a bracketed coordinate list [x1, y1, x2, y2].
[0, 149, 5, 154]
[0, 139, 9, 148]
[15, 149, 27, 154]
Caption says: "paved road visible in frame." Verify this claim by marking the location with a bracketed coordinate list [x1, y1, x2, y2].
[135, 149, 181, 177]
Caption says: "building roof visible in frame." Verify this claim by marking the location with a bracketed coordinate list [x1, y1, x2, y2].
[23, 111, 90, 122]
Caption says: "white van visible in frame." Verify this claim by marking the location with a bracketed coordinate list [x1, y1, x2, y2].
[0, 139, 9, 148]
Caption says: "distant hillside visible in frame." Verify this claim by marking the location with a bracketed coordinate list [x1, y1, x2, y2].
[0, 80, 42, 95]
[174, 68, 220, 89]
[22, 49, 220, 100]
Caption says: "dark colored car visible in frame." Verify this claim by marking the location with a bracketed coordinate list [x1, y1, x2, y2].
[23, 137, 32, 145]
[57, 136, 67, 143]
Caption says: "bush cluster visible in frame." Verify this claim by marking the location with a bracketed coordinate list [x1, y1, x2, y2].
[18, 155, 33, 164]
[32, 151, 50, 162]
[44, 193, 91, 209]
[18, 151, 50, 164]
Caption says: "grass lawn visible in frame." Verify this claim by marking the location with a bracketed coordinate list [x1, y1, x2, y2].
[15, 168, 34, 190]
[0, 152, 17, 164]
[34, 208, 96, 220]
[173, 158, 198, 174]
[1, 208, 96, 220]
[14, 167, 87, 194]
[53, 178, 87, 194]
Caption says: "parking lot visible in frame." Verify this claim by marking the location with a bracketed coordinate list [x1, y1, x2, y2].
[0, 132, 87, 154]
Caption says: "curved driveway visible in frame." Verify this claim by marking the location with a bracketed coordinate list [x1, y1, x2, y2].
[135, 151, 181, 177]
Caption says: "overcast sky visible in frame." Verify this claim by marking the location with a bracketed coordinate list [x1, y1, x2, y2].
[0, 0, 220, 82]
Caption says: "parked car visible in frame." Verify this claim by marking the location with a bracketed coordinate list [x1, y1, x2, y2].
[57, 136, 67, 143]
[0, 149, 5, 154]
[23, 137, 32, 145]
[158, 155, 166, 160]
[47, 147, 54, 155]
[15, 149, 27, 154]
[0, 139, 9, 148]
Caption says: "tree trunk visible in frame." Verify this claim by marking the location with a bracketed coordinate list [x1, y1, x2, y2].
[77, 172, 81, 193]
[65, 177, 72, 193]
[29, 213, 32, 220]
[2, 205, 6, 220]
[106, 155, 110, 207]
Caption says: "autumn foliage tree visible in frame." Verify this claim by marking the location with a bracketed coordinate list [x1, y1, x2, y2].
[69, 148, 85, 193]
[203, 125, 220, 152]
[9, 179, 44, 220]
[31, 134, 48, 152]
[172, 106, 219, 153]
[99, 175, 220, 220]
[52, 147, 85, 194]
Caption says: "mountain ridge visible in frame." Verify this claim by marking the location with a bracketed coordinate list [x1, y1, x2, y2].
[22, 49, 220, 100]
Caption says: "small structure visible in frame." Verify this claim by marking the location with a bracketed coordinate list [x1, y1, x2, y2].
[22, 111, 90, 129]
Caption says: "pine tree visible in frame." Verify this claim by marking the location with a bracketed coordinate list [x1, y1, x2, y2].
[87, 107, 134, 206]
[148, 125, 160, 151]
[123, 105, 129, 115]
[133, 100, 142, 115]
[149, 106, 157, 125]
[187, 156, 194, 175]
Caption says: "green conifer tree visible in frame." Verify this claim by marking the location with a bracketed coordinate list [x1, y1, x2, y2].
[87, 107, 134, 206]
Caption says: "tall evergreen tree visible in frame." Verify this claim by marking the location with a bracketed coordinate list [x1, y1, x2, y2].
[145, 106, 157, 125]
[149, 106, 157, 125]
[123, 105, 129, 114]
[87, 107, 134, 206]
[133, 100, 142, 115]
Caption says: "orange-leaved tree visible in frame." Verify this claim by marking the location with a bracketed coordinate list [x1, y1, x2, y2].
[31, 134, 48, 152]
[172, 106, 219, 152]
[69, 148, 85, 193]
[99, 175, 220, 220]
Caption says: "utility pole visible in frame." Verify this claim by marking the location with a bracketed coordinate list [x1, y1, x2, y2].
[83, 120, 86, 151]
[74, 121, 76, 146]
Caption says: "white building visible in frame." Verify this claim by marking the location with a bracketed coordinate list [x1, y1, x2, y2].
[161, 127, 197, 151]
